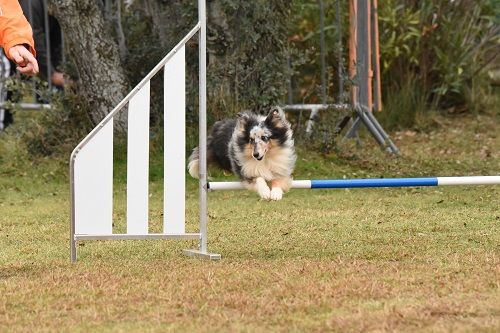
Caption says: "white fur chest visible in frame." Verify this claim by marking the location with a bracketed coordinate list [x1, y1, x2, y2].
[240, 147, 295, 180]
[241, 159, 275, 180]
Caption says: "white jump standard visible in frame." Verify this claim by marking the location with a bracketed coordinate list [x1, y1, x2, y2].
[69, 2, 215, 262]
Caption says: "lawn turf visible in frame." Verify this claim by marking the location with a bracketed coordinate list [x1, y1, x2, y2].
[0, 113, 499, 332]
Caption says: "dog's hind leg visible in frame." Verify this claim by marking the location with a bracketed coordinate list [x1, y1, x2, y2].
[188, 146, 215, 179]
[270, 178, 292, 201]
[244, 177, 271, 200]
[187, 147, 200, 179]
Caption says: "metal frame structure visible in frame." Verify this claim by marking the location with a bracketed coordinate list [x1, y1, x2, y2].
[70, 0, 500, 262]
[0, 102, 52, 110]
[282, 103, 349, 134]
[344, 0, 397, 152]
[284, 0, 340, 135]
[183, 0, 217, 260]
[286, 0, 397, 153]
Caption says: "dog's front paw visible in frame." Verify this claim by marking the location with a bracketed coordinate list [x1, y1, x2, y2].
[254, 177, 271, 200]
[258, 186, 271, 200]
[270, 187, 283, 201]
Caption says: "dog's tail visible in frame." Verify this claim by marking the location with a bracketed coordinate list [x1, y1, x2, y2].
[187, 147, 200, 179]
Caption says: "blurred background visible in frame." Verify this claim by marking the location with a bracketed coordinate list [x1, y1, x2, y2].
[0, 0, 498, 157]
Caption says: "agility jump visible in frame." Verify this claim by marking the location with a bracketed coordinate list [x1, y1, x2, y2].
[208, 177, 500, 191]
[69, 0, 500, 262]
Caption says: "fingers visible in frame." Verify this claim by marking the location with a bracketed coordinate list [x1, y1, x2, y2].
[9, 45, 39, 76]
[17, 63, 36, 75]
[22, 51, 39, 74]
[11, 51, 25, 65]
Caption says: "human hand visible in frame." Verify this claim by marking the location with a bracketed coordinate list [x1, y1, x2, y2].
[8, 45, 39, 76]
[51, 71, 65, 87]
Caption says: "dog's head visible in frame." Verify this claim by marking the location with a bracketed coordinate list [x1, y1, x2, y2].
[236, 107, 292, 161]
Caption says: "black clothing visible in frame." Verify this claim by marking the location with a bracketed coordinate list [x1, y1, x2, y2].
[19, 0, 63, 81]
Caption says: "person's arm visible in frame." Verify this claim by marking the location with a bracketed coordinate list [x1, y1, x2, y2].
[0, 0, 38, 75]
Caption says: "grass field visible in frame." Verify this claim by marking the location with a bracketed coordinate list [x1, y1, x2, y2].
[0, 113, 499, 332]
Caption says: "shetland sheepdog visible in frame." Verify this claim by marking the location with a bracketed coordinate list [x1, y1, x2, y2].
[188, 106, 296, 201]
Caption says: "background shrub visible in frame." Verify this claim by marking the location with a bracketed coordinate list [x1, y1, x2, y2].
[4, 0, 498, 156]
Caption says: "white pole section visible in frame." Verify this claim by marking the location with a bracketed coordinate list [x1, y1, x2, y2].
[437, 176, 500, 186]
[209, 180, 312, 191]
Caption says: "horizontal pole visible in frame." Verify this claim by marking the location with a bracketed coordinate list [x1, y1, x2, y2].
[208, 176, 500, 190]
[0, 103, 52, 110]
[74, 233, 201, 241]
[282, 103, 350, 111]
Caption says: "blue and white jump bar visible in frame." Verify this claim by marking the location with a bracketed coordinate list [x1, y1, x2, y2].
[208, 176, 500, 191]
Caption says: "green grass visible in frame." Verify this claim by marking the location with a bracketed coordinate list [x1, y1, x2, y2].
[0, 113, 499, 332]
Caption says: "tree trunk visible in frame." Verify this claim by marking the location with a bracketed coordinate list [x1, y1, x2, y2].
[49, 0, 128, 129]
[142, 0, 169, 50]
[103, 0, 127, 60]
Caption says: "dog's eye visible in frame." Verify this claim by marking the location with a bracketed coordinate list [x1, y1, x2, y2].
[249, 138, 255, 143]
[261, 136, 269, 142]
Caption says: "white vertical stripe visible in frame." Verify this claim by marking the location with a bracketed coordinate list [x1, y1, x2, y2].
[164, 46, 186, 234]
[126, 81, 150, 234]
[75, 119, 113, 235]
[437, 176, 500, 186]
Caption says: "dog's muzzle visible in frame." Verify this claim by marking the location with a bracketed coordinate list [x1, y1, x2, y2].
[253, 153, 263, 161]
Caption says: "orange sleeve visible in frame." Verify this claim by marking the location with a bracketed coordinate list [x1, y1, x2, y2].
[0, 0, 36, 58]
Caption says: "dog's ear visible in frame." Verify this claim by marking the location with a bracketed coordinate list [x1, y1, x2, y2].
[237, 112, 250, 120]
[236, 111, 251, 129]
[265, 106, 288, 128]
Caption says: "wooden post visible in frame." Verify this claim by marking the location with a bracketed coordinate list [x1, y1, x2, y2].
[348, 0, 357, 105]
[366, 0, 373, 111]
[372, 0, 382, 111]
[356, 0, 370, 110]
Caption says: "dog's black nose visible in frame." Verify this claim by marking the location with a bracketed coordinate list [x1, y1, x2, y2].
[253, 153, 259, 158]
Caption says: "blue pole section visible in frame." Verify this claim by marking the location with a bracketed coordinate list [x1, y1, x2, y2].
[311, 178, 438, 189]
